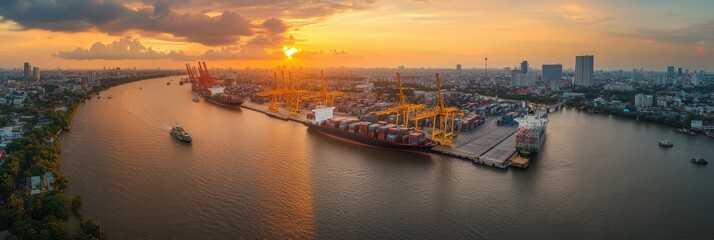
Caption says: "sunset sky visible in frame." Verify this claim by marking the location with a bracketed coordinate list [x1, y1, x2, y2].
[0, 0, 713, 70]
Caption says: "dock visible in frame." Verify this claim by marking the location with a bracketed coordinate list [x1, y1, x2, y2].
[432, 121, 518, 169]
[240, 101, 306, 123]
[239, 101, 520, 169]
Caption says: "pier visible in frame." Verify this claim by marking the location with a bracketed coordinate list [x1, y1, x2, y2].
[240, 101, 521, 169]
[432, 121, 518, 169]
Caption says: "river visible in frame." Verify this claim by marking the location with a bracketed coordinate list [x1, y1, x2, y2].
[61, 76, 714, 239]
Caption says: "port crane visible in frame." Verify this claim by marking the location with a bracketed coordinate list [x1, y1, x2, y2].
[186, 62, 216, 91]
[293, 72, 342, 107]
[285, 72, 310, 116]
[185, 63, 200, 82]
[371, 73, 425, 128]
[258, 71, 342, 114]
[258, 71, 292, 113]
[196, 62, 216, 88]
[410, 73, 462, 147]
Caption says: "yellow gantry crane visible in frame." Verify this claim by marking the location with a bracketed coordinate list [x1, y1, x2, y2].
[258, 71, 291, 113]
[371, 73, 425, 128]
[260, 71, 342, 115]
[286, 72, 310, 116]
[411, 73, 462, 147]
[301, 71, 342, 107]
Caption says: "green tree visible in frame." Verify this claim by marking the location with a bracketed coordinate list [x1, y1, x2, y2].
[54, 173, 69, 193]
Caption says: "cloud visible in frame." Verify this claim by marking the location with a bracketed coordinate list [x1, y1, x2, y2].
[54, 35, 288, 61]
[0, 0, 261, 46]
[173, 0, 375, 19]
[631, 19, 714, 45]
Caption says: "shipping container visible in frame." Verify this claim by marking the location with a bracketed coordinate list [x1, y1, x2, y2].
[386, 134, 398, 142]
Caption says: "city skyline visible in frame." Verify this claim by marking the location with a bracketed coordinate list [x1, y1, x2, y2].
[0, 0, 713, 70]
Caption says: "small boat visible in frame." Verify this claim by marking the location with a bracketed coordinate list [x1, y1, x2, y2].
[97, 95, 101, 99]
[691, 156, 708, 165]
[658, 139, 673, 147]
[706, 131, 714, 138]
[139, 87, 143, 90]
[170, 124, 192, 143]
[192, 96, 200, 103]
[108, 95, 113, 99]
[167, 81, 171, 85]
[679, 128, 695, 135]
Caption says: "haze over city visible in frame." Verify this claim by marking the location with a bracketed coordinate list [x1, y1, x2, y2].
[0, 0, 713, 70]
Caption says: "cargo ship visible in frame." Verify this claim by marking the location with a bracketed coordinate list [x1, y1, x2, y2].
[200, 86, 244, 108]
[304, 107, 437, 151]
[515, 112, 548, 156]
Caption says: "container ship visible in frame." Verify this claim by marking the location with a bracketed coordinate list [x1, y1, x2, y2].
[515, 113, 548, 156]
[200, 86, 244, 108]
[304, 107, 437, 151]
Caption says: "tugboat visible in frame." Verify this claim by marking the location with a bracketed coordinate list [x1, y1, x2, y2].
[691, 156, 708, 165]
[170, 124, 192, 143]
[192, 96, 200, 103]
[658, 139, 673, 147]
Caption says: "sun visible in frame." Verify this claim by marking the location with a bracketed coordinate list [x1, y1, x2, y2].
[283, 46, 299, 59]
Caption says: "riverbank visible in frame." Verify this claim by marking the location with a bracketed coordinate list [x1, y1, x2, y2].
[0, 74, 177, 238]
[578, 105, 714, 133]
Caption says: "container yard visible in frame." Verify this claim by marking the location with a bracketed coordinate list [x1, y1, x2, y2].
[184, 64, 547, 169]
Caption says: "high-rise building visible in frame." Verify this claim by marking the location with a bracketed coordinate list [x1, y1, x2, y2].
[23, 62, 31, 81]
[520, 61, 528, 74]
[654, 72, 666, 85]
[575, 55, 594, 87]
[542, 64, 562, 82]
[667, 66, 675, 79]
[678, 67, 683, 76]
[692, 73, 700, 86]
[456, 64, 462, 74]
[510, 69, 520, 87]
[635, 94, 653, 108]
[32, 67, 40, 82]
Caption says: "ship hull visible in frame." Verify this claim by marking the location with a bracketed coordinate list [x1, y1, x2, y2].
[305, 123, 436, 151]
[516, 134, 545, 156]
[203, 96, 244, 109]
[170, 132, 192, 144]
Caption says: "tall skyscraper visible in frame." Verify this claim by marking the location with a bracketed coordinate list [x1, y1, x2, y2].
[542, 64, 563, 82]
[654, 72, 666, 85]
[667, 66, 675, 79]
[510, 69, 520, 87]
[23, 62, 31, 81]
[456, 64, 462, 74]
[520, 61, 528, 74]
[32, 67, 40, 82]
[575, 55, 594, 87]
[678, 67, 683, 76]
